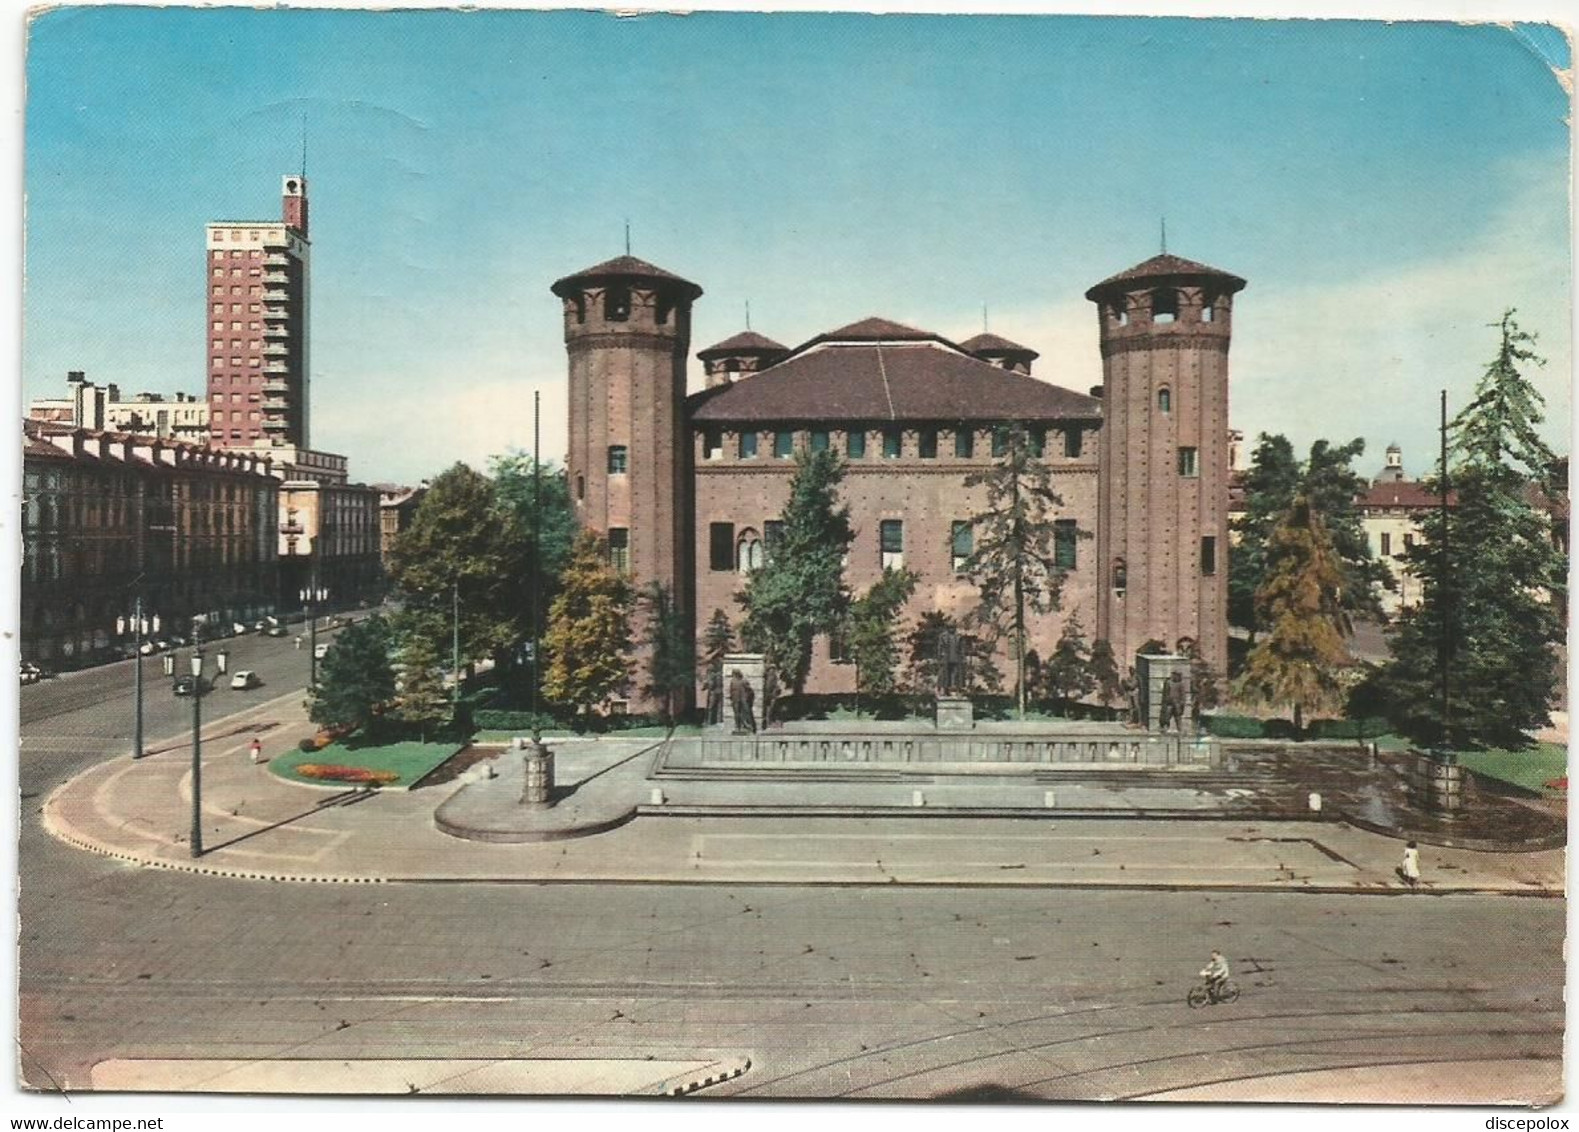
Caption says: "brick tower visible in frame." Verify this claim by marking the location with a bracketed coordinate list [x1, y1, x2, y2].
[551, 255, 702, 710]
[1086, 253, 1246, 676]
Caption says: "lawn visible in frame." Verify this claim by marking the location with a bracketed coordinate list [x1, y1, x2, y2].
[271, 735, 466, 790]
[1456, 742, 1568, 794]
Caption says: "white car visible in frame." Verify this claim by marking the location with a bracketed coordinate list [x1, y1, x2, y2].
[314, 643, 331, 660]
[230, 670, 261, 691]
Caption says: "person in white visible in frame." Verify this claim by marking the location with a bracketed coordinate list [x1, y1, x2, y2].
[1201, 950, 1230, 997]
[1401, 841, 1421, 888]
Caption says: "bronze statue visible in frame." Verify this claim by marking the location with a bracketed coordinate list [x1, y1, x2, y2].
[936, 626, 966, 694]
[1159, 670, 1187, 732]
[1122, 667, 1141, 727]
[728, 668, 757, 734]
[761, 665, 778, 728]
[704, 665, 724, 726]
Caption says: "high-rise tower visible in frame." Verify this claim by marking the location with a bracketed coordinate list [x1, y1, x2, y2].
[552, 255, 702, 708]
[1086, 253, 1246, 675]
[205, 175, 311, 450]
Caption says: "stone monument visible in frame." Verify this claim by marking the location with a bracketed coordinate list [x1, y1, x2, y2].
[934, 626, 974, 730]
[517, 735, 555, 809]
[1136, 652, 1193, 732]
[722, 652, 765, 733]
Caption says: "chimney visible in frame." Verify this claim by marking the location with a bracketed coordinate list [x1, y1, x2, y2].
[66, 370, 86, 385]
[1089, 386, 1105, 399]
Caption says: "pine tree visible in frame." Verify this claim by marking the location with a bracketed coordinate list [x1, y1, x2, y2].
[961, 423, 1075, 716]
[640, 581, 694, 729]
[1042, 616, 1095, 717]
[1380, 312, 1565, 749]
[542, 531, 634, 720]
[308, 615, 396, 734]
[1229, 434, 1300, 635]
[738, 449, 854, 719]
[1088, 638, 1123, 721]
[904, 611, 1001, 700]
[847, 568, 917, 715]
[1235, 494, 1352, 731]
[394, 626, 451, 741]
[700, 609, 735, 672]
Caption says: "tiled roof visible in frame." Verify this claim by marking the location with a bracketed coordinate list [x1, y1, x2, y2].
[1360, 481, 1450, 509]
[958, 332, 1039, 361]
[697, 330, 788, 360]
[690, 339, 1100, 424]
[1085, 253, 1247, 299]
[550, 254, 703, 300]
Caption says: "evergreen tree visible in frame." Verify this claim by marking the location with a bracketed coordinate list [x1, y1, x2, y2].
[847, 568, 917, 714]
[1088, 638, 1123, 721]
[1379, 312, 1565, 749]
[640, 581, 694, 729]
[387, 463, 532, 669]
[1042, 616, 1095, 717]
[738, 449, 854, 719]
[700, 608, 735, 673]
[393, 627, 451, 741]
[309, 615, 396, 734]
[489, 452, 578, 651]
[904, 611, 1001, 699]
[1235, 494, 1352, 731]
[542, 531, 634, 719]
[961, 423, 1074, 716]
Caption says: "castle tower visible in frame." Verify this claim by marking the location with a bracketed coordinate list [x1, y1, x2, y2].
[1086, 253, 1246, 676]
[551, 255, 702, 709]
[697, 330, 787, 388]
[957, 332, 1039, 375]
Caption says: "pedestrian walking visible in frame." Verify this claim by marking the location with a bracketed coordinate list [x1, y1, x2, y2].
[249, 737, 263, 764]
[1400, 840, 1421, 888]
[295, 634, 303, 650]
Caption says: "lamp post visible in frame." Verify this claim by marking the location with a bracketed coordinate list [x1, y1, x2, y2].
[119, 594, 151, 759]
[301, 580, 328, 688]
[187, 646, 227, 858]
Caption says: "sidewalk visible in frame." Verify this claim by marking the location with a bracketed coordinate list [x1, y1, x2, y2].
[38, 701, 1565, 894]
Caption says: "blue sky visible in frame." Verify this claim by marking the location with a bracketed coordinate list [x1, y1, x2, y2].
[22, 9, 1573, 485]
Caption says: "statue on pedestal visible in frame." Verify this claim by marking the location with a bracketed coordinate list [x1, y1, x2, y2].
[704, 665, 724, 726]
[1159, 670, 1187, 732]
[729, 668, 757, 734]
[936, 627, 966, 695]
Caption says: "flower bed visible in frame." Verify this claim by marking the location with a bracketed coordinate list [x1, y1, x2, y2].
[294, 763, 400, 786]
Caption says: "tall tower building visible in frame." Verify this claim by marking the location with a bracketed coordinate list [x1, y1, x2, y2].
[552, 255, 702, 708]
[205, 175, 311, 450]
[1086, 253, 1246, 675]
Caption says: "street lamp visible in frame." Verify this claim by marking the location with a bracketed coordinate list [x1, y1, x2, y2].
[300, 582, 329, 688]
[119, 594, 151, 759]
[187, 646, 227, 858]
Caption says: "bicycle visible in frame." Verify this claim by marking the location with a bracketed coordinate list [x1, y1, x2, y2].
[1186, 978, 1240, 1008]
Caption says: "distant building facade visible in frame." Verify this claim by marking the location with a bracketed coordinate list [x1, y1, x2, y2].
[378, 484, 428, 562]
[553, 252, 1245, 709]
[278, 479, 383, 611]
[22, 420, 279, 667]
[29, 372, 209, 442]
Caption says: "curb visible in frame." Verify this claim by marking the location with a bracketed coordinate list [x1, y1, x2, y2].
[667, 1057, 751, 1096]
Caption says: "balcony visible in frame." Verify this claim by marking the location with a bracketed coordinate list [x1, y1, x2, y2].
[262, 379, 290, 393]
[263, 344, 288, 356]
[265, 362, 290, 374]
[263, 399, 289, 411]
[263, 292, 289, 304]
[264, 273, 289, 286]
[279, 521, 305, 535]
[265, 254, 290, 266]
[263, 323, 289, 337]
[262, 418, 289, 432]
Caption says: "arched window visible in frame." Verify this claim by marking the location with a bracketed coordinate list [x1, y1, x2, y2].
[737, 528, 763, 574]
[605, 286, 631, 322]
[1152, 288, 1178, 324]
[1157, 387, 1172, 413]
[1112, 558, 1127, 594]
[1109, 302, 1128, 327]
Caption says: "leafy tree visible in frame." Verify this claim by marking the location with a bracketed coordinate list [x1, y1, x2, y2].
[1378, 312, 1565, 749]
[1088, 638, 1123, 721]
[309, 615, 396, 734]
[1229, 433, 1388, 639]
[490, 452, 577, 642]
[1042, 616, 1095, 717]
[393, 626, 451, 741]
[641, 581, 694, 729]
[847, 568, 917, 715]
[1179, 637, 1223, 722]
[387, 463, 532, 669]
[738, 449, 854, 720]
[1235, 494, 1352, 731]
[542, 531, 634, 719]
[961, 423, 1075, 716]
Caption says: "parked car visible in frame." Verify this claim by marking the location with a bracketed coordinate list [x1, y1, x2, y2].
[264, 625, 289, 638]
[172, 675, 210, 696]
[229, 670, 261, 691]
[20, 662, 43, 685]
[314, 642, 331, 660]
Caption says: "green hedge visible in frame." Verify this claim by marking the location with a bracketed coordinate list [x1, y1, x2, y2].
[1307, 717, 1390, 740]
[473, 709, 558, 732]
[1203, 714, 1264, 738]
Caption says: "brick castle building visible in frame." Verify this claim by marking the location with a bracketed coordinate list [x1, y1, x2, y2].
[552, 252, 1244, 706]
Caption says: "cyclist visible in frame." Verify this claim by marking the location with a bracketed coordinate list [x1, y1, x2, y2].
[1200, 950, 1230, 999]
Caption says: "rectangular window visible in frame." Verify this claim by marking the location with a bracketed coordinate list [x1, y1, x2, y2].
[828, 626, 851, 664]
[951, 520, 973, 573]
[919, 428, 938, 458]
[1064, 428, 1083, 458]
[764, 519, 784, 555]
[1380, 532, 1392, 556]
[1027, 426, 1046, 457]
[955, 428, 974, 458]
[775, 430, 795, 459]
[703, 427, 723, 460]
[810, 429, 830, 453]
[608, 528, 630, 574]
[1200, 535, 1217, 576]
[882, 428, 902, 459]
[1054, 519, 1079, 570]
[991, 427, 1008, 457]
[608, 445, 628, 474]
[739, 430, 758, 459]
[605, 287, 631, 322]
[847, 429, 866, 459]
[710, 522, 735, 571]
[880, 519, 904, 570]
[1178, 447, 1199, 477]
[1403, 533, 1416, 551]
